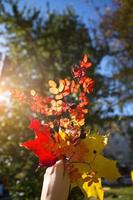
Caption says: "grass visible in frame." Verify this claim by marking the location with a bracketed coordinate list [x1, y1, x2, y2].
[104, 186, 133, 200]
[68, 186, 133, 200]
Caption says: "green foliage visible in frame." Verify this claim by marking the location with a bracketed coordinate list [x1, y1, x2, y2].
[0, 102, 44, 199]
[104, 186, 133, 200]
[100, 0, 133, 104]
[100, 0, 133, 153]
[68, 187, 84, 200]
[101, 0, 133, 58]
[0, 1, 92, 94]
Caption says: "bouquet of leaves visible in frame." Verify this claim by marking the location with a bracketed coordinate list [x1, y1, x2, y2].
[12, 54, 121, 199]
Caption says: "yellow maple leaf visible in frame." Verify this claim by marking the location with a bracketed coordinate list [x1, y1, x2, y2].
[83, 135, 107, 162]
[131, 170, 133, 182]
[59, 129, 67, 140]
[82, 134, 121, 182]
[91, 155, 121, 182]
[82, 178, 104, 200]
[69, 134, 121, 199]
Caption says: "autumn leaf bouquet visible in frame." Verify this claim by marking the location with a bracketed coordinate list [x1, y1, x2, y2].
[12, 54, 121, 199]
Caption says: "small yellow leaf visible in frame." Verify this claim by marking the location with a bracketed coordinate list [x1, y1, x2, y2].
[49, 87, 59, 94]
[30, 90, 36, 96]
[58, 80, 65, 92]
[131, 170, 133, 182]
[59, 129, 67, 141]
[48, 80, 57, 87]
[55, 93, 63, 100]
[78, 118, 85, 126]
[82, 178, 104, 200]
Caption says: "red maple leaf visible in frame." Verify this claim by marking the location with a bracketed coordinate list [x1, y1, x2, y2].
[21, 119, 59, 167]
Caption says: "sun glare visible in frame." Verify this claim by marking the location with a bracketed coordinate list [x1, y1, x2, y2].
[0, 91, 11, 106]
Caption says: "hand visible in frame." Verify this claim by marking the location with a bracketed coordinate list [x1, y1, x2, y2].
[41, 160, 70, 200]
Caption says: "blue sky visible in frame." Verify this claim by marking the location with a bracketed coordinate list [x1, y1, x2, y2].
[19, 0, 113, 26]
[0, 0, 113, 51]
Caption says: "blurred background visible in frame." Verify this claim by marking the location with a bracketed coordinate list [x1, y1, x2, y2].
[0, 0, 132, 199]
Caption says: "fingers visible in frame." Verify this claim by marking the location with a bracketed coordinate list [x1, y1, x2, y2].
[45, 160, 69, 179]
[41, 160, 70, 200]
[45, 166, 54, 175]
[54, 160, 64, 177]
[63, 174, 70, 192]
[44, 160, 70, 184]
[45, 160, 64, 175]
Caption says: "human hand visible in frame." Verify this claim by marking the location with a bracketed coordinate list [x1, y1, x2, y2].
[41, 160, 70, 200]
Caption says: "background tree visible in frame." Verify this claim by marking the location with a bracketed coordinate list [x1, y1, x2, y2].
[99, 0, 133, 144]
[100, 0, 133, 101]
[0, 1, 95, 93]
